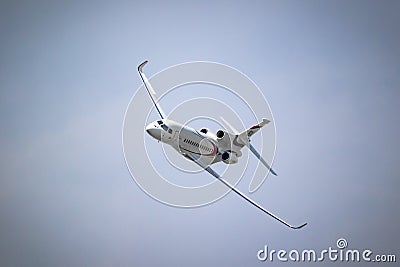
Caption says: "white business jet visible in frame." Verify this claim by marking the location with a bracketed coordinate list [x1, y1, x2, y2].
[139, 61, 307, 229]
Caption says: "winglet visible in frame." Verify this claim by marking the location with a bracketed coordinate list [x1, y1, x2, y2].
[185, 152, 306, 230]
[291, 222, 308, 230]
[138, 60, 148, 72]
[137, 60, 166, 119]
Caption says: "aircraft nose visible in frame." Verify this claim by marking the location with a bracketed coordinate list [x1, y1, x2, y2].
[146, 125, 161, 141]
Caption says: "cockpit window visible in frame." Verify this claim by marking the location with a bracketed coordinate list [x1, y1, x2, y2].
[161, 124, 168, 131]
[157, 120, 163, 125]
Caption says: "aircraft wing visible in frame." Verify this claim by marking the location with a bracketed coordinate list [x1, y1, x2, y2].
[138, 60, 166, 119]
[185, 152, 307, 230]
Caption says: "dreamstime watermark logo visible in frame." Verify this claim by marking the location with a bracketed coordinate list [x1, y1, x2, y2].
[257, 238, 396, 263]
[122, 61, 276, 207]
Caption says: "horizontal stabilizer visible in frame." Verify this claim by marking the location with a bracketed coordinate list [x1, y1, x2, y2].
[220, 117, 276, 175]
[247, 143, 277, 176]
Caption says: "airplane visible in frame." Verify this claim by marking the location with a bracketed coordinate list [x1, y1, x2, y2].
[138, 60, 307, 229]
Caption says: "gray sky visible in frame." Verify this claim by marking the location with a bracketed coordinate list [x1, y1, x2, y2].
[1, 0, 399, 266]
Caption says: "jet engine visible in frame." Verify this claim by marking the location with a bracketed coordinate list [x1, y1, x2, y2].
[221, 151, 238, 164]
[216, 130, 226, 139]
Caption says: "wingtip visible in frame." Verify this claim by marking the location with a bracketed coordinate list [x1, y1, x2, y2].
[291, 222, 308, 229]
[138, 60, 149, 72]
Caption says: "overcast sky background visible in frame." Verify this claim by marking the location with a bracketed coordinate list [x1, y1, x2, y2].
[1, 0, 399, 266]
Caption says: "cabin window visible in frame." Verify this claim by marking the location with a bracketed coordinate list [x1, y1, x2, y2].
[168, 129, 172, 134]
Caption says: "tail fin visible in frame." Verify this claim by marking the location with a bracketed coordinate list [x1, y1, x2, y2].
[220, 117, 276, 175]
[238, 118, 270, 143]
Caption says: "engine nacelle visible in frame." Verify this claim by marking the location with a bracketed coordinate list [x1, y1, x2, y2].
[216, 130, 225, 139]
[200, 128, 208, 134]
[221, 151, 238, 164]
